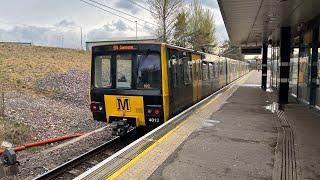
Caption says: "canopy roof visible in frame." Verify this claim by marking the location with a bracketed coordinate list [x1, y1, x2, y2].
[218, 0, 320, 46]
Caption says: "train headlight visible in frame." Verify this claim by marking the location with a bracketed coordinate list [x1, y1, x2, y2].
[147, 108, 153, 114]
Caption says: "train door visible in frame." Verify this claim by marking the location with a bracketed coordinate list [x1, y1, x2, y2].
[192, 59, 197, 103]
[192, 53, 202, 102]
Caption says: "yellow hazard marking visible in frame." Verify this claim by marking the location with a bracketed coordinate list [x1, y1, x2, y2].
[107, 120, 187, 180]
[104, 95, 145, 126]
[107, 75, 245, 179]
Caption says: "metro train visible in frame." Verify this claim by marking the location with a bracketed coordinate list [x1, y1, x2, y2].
[90, 43, 249, 135]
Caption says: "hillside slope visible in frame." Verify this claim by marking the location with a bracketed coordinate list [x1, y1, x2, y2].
[0, 44, 104, 144]
[0, 44, 90, 92]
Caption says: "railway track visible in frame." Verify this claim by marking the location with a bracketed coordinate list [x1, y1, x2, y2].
[35, 75, 248, 180]
[34, 128, 143, 180]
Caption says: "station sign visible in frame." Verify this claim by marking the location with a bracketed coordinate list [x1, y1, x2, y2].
[113, 45, 136, 51]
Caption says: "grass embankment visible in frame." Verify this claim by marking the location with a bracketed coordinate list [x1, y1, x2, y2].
[0, 44, 91, 93]
[0, 44, 92, 145]
[0, 116, 33, 145]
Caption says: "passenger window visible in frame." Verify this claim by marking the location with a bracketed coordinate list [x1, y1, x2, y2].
[202, 62, 209, 81]
[209, 63, 214, 79]
[169, 49, 179, 88]
[220, 62, 224, 75]
[215, 62, 219, 78]
[172, 58, 178, 88]
[183, 56, 192, 85]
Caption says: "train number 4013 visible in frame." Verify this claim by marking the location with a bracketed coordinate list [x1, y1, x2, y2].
[148, 118, 160, 123]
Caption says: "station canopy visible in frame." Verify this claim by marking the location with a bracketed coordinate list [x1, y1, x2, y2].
[218, 0, 320, 47]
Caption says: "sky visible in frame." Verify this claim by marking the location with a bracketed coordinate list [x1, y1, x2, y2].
[0, 0, 228, 49]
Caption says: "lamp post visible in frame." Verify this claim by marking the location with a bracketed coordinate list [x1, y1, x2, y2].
[135, 21, 138, 41]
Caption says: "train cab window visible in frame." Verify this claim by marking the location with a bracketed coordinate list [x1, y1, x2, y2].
[209, 63, 214, 79]
[116, 54, 132, 89]
[94, 55, 111, 88]
[137, 53, 161, 89]
[202, 62, 209, 81]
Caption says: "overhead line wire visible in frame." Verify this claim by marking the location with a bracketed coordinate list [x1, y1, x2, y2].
[86, 0, 157, 26]
[80, 0, 137, 23]
[126, 0, 155, 15]
[80, 0, 156, 32]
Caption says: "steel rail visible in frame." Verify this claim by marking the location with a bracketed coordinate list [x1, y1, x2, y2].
[33, 128, 138, 180]
[35, 72, 250, 180]
[75, 73, 251, 180]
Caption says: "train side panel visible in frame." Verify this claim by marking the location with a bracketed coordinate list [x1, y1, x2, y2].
[167, 47, 194, 117]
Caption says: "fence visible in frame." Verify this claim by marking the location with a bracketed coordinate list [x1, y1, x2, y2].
[0, 92, 4, 118]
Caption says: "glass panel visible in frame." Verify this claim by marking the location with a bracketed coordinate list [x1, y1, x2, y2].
[267, 46, 272, 88]
[116, 54, 132, 89]
[209, 63, 214, 79]
[183, 57, 192, 84]
[317, 48, 320, 107]
[272, 48, 278, 88]
[290, 48, 299, 96]
[137, 53, 161, 89]
[202, 62, 208, 80]
[298, 48, 311, 103]
[169, 49, 179, 88]
[94, 55, 111, 88]
[298, 31, 312, 103]
[220, 62, 224, 75]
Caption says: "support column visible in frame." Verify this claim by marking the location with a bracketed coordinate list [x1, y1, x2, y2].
[261, 43, 267, 90]
[279, 27, 291, 104]
[310, 27, 319, 105]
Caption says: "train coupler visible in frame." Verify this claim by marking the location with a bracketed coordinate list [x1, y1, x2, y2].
[110, 118, 131, 137]
[0, 142, 19, 178]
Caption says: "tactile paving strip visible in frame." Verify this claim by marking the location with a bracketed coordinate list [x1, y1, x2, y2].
[267, 100, 298, 180]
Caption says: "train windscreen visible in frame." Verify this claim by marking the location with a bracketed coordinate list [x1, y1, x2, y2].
[94, 55, 111, 88]
[93, 52, 161, 90]
[116, 53, 132, 89]
[137, 53, 161, 89]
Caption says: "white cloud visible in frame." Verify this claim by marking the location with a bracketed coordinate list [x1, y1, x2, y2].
[0, 25, 81, 48]
[0, 0, 228, 47]
[54, 19, 77, 28]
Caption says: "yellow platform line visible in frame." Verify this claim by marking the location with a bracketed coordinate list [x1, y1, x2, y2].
[107, 120, 187, 180]
[109, 92, 221, 179]
[108, 76, 245, 179]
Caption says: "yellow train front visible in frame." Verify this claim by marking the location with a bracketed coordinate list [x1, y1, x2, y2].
[90, 43, 249, 135]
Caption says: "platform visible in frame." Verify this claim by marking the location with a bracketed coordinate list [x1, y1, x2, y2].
[79, 71, 320, 180]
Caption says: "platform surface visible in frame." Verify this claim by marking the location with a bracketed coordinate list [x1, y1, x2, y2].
[108, 70, 320, 180]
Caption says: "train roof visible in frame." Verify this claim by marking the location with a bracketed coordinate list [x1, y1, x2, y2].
[91, 42, 247, 64]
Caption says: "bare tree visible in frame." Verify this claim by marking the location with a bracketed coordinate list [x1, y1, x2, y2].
[148, 0, 183, 43]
